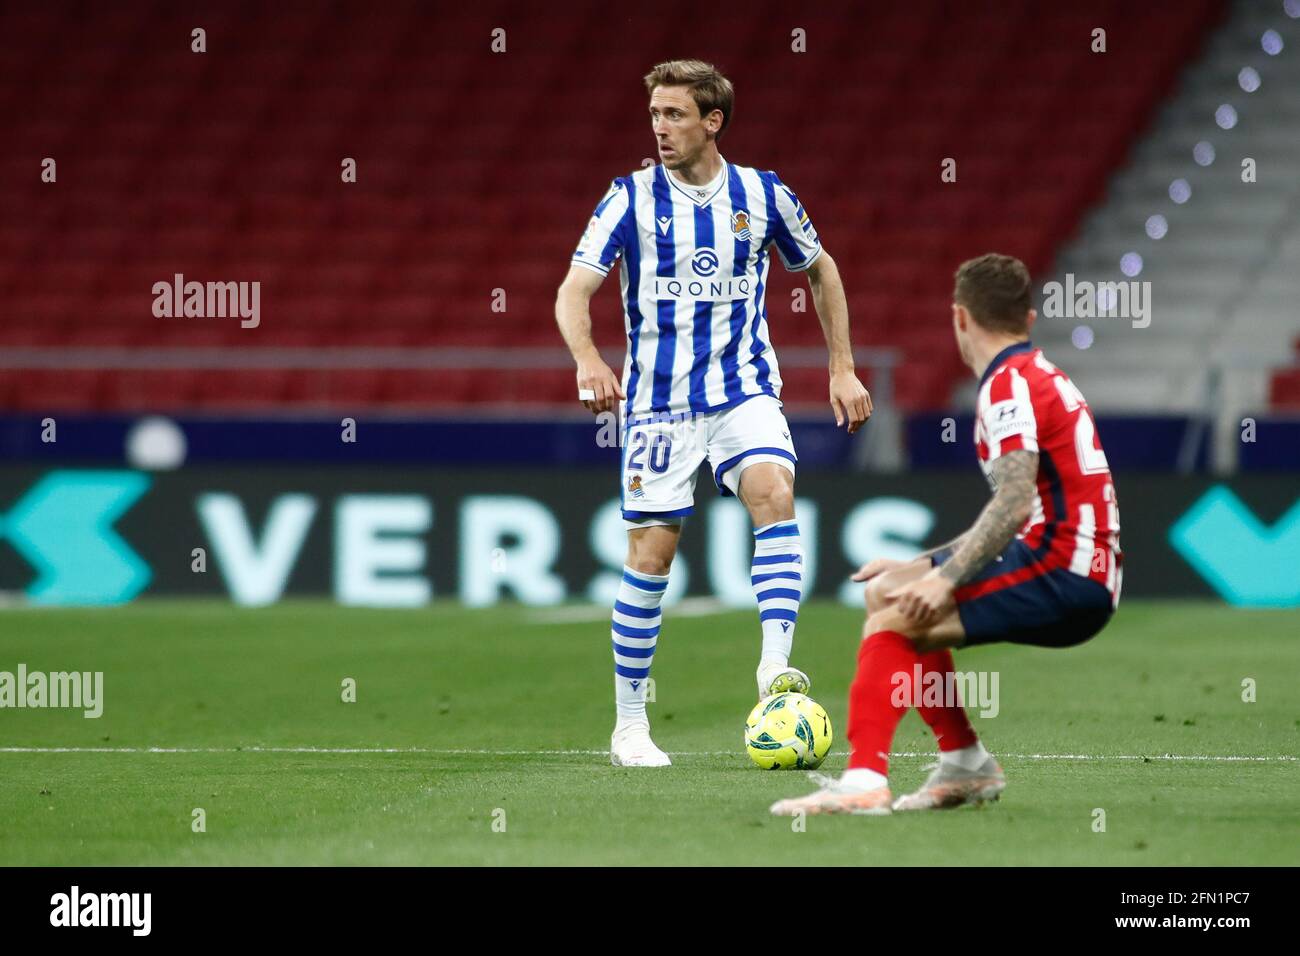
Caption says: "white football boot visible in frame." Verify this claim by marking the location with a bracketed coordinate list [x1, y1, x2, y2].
[892, 757, 1006, 810]
[769, 772, 893, 816]
[610, 720, 671, 767]
[757, 662, 811, 700]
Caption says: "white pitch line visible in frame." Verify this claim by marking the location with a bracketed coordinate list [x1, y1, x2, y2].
[0, 746, 1293, 762]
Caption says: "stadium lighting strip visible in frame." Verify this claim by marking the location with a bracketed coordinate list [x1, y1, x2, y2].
[1073, 0, 1300, 350]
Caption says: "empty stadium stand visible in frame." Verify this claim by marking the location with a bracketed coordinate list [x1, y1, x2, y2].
[1035, 0, 1300, 468]
[0, 0, 1226, 412]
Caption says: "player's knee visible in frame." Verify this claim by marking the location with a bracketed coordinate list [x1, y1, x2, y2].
[864, 576, 890, 613]
[626, 551, 672, 577]
[861, 609, 884, 639]
[862, 608, 915, 643]
[746, 477, 794, 524]
[768, 482, 795, 518]
[625, 539, 675, 577]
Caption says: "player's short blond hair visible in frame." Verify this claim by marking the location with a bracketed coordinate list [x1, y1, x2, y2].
[643, 59, 734, 141]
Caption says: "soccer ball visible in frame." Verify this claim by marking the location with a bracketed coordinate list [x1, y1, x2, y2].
[744, 692, 832, 770]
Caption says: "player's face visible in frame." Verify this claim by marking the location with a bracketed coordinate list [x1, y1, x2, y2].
[649, 86, 714, 168]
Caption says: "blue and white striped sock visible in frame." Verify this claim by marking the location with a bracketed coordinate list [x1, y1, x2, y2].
[612, 565, 668, 723]
[751, 520, 803, 667]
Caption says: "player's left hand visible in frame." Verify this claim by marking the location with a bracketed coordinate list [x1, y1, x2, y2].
[829, 370, 872, 435]
[888, 569, 955, 627]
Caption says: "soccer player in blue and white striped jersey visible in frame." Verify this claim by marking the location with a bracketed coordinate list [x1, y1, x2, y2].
[556, 60, 872, 767]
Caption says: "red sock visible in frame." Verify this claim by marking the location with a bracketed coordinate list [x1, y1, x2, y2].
[915, 649, 979, 752]
[846, 630, 918, 775]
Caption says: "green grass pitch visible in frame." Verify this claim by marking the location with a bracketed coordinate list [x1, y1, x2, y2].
[0, 599, 1296, 866]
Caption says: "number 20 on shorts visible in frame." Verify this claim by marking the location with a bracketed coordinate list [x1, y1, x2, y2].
[627, 431, 672, 474]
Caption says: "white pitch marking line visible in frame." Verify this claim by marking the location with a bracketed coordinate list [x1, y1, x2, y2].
[0, 747, 1293, 761]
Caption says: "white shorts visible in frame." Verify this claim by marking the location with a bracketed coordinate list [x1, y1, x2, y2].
[620, 394, 797, 527]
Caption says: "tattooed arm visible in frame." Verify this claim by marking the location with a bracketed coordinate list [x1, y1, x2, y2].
[937, 449, 1039, 586]
[888, 449, 1039, 625]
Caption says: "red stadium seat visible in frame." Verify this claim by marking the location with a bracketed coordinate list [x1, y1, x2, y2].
[1269, 370, 1300, 410]
[0, 0, 1224, 412]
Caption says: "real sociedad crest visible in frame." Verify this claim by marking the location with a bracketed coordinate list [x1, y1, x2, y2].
[731, 210, 752, 241]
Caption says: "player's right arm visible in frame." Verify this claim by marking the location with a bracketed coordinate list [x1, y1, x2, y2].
[557, 178, 633, 414]
[556, 265, 624, 415]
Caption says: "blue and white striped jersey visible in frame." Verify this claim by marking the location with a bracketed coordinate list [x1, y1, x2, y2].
[571, 159, 821, 419]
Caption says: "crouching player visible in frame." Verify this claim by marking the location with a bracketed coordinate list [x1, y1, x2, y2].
[772, 254, 1122, 816]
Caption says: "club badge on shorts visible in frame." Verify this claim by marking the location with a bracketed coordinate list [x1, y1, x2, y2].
[627, 475, 645, 499]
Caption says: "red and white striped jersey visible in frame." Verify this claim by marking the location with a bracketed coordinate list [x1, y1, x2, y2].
[974, 342, 1122, 604]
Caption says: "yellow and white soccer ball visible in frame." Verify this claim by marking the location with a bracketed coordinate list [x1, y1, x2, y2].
[744, 692, 832, 770]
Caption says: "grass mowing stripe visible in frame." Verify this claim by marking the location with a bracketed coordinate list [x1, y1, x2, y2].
[1, 747, 1294, 761]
